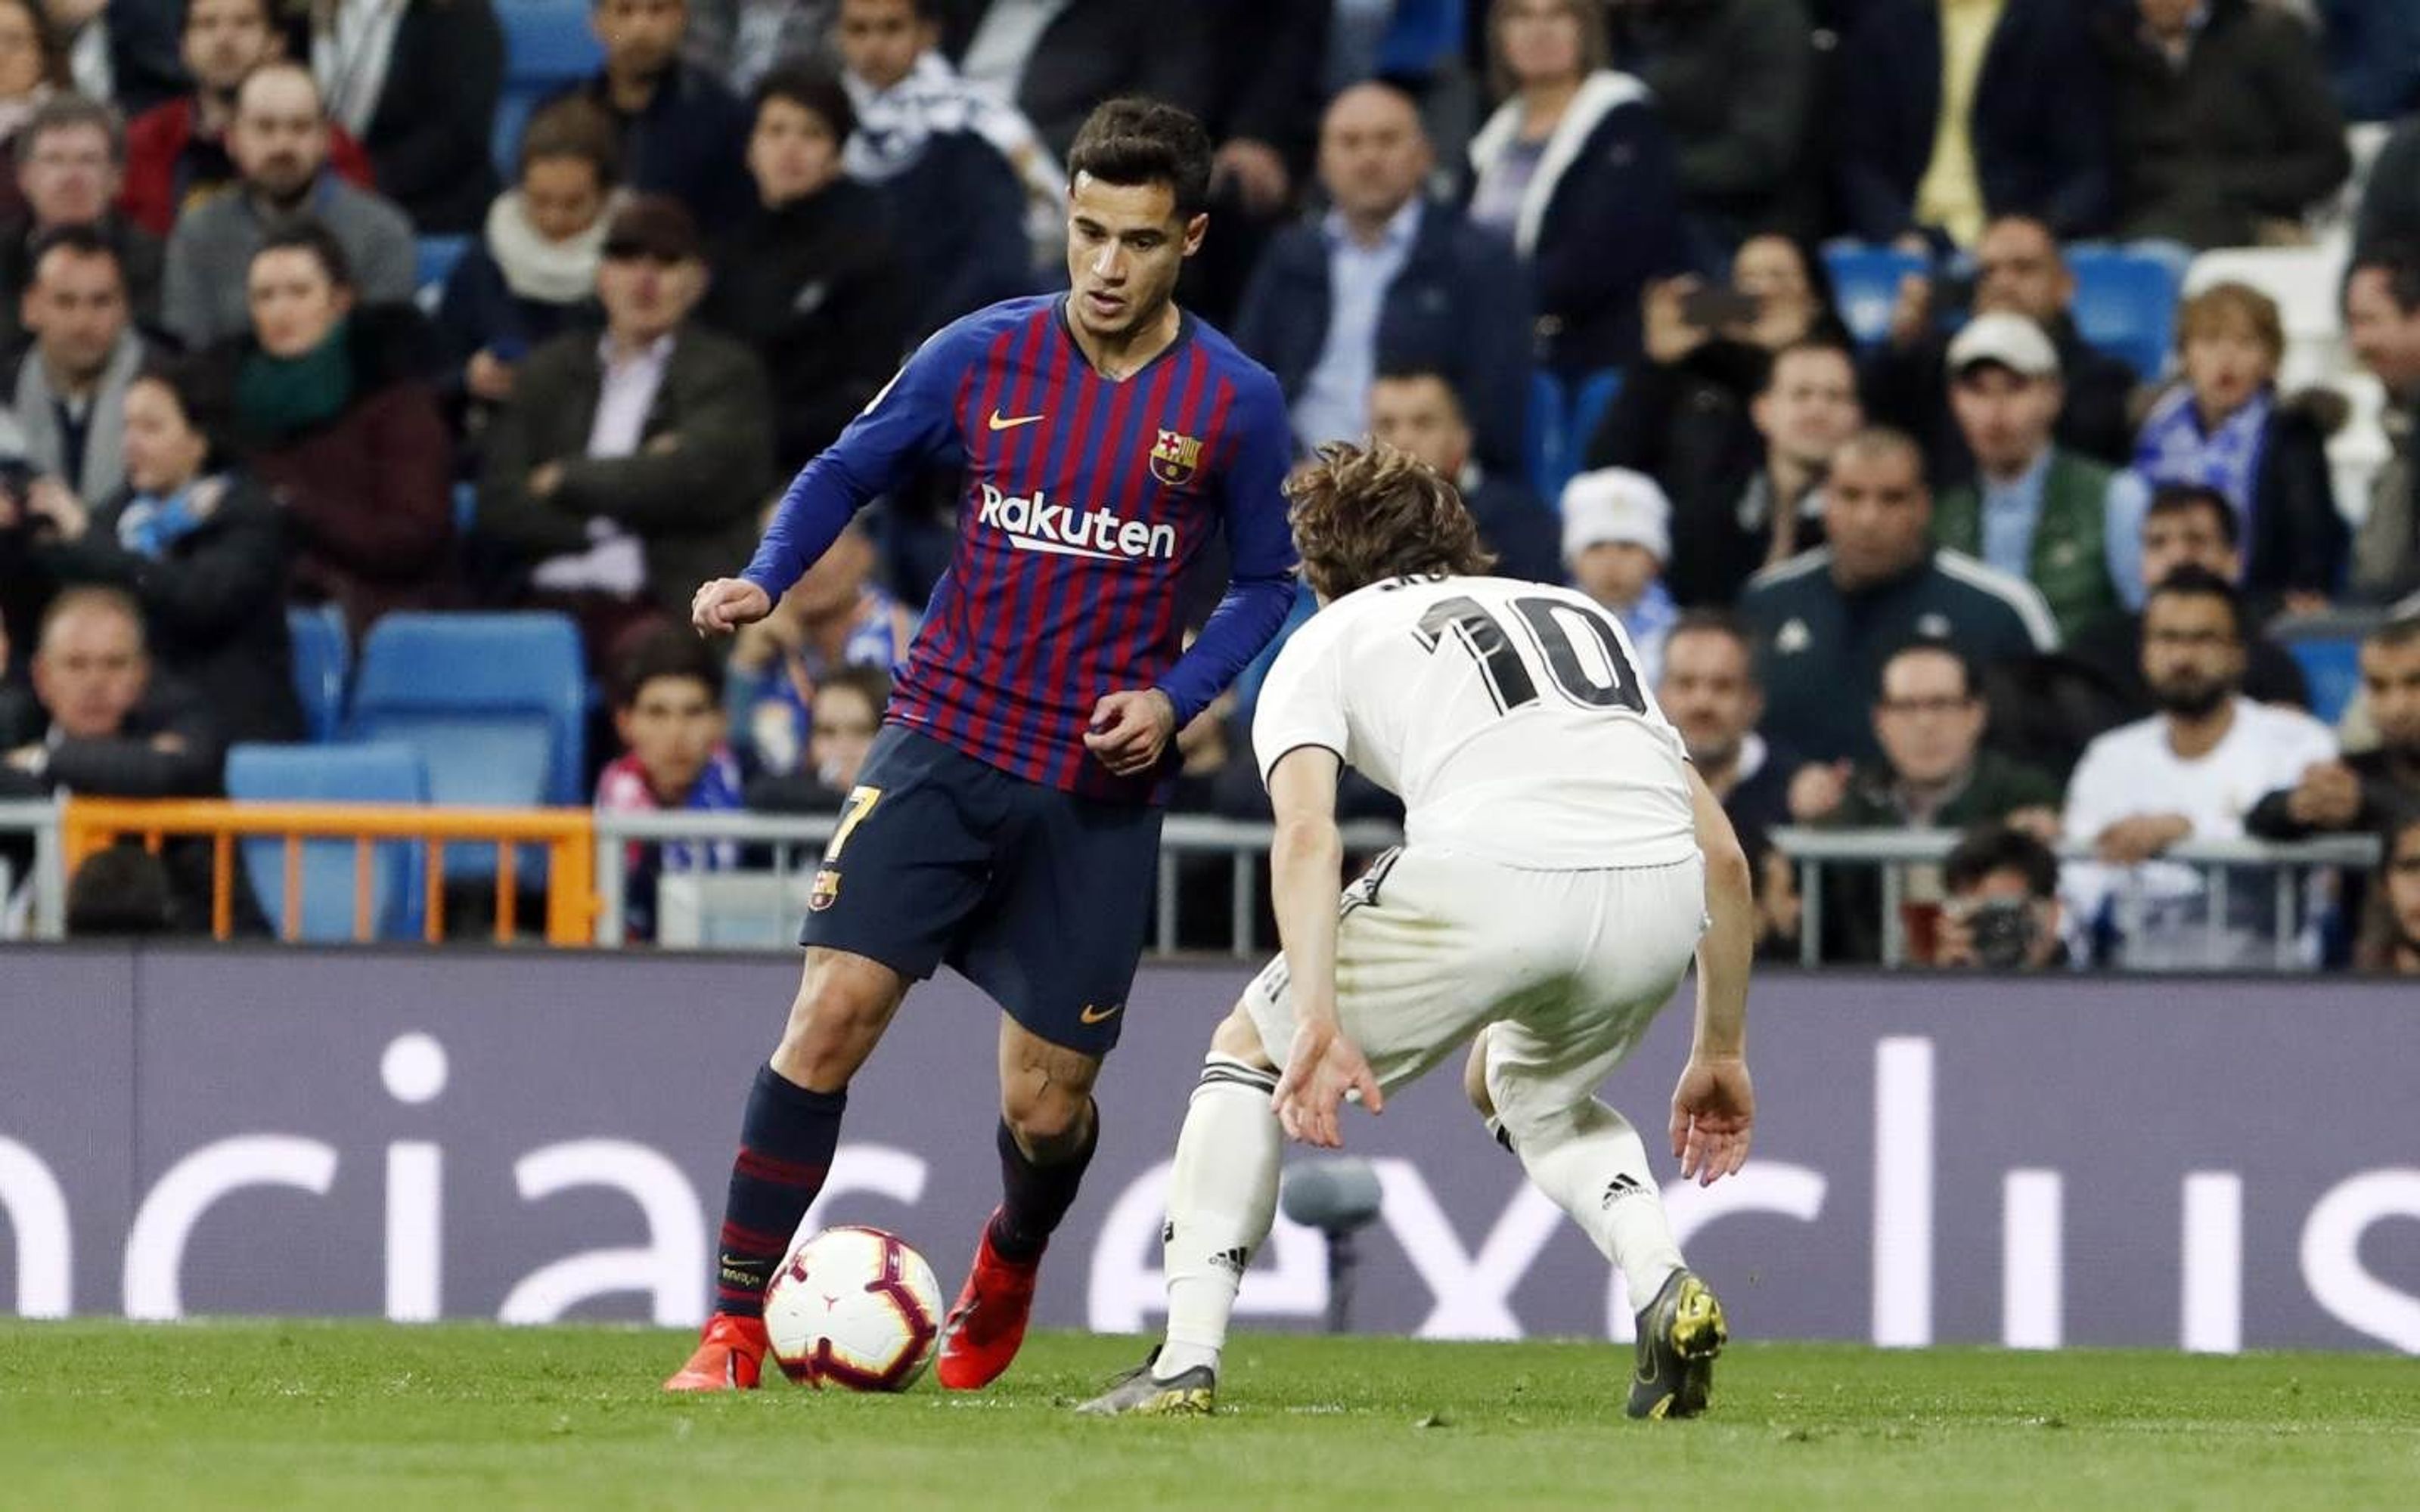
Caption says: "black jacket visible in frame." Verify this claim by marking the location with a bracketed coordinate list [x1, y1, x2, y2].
[1586, 335, 1770, 579]
[345, 0, 507, 234]
[1862, 310, 2140, 479]
[700, 181, 910, 472]
[0, 674, 223, 799]
[1463, 472, 1562, 587]
[1231, 199, 1532, 473]
[2247, 747, 2420, 839]
[2238, 394, 2353, 606]
[30, 473, 303, 747]
[939, 0, 1218, 162]
[1608, 0, 1819, 243]
[2095, 0, 2350, 249]
[551, 67, 754, 231]
[870, 130, 1035, 345]
[1832, 0, 2112, 242]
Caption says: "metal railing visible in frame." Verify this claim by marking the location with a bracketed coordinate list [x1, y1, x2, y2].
[594, 810, 1404, 956]
[1771, 826, 2381, 968]
[0, 796, 66, 938]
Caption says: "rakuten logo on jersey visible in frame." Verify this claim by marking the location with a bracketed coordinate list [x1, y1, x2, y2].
[976, 484, 1177, 563]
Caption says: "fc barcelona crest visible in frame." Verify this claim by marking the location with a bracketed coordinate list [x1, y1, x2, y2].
[1149, 429, 1202, 486]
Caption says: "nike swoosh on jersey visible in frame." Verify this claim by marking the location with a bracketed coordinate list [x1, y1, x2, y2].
[1079, 1002, 1123, 1024]
[988, 409, 1047, 431]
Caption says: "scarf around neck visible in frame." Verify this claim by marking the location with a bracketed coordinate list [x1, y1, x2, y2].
[117, 475, 228, 559]
[2133, 383, 2273, 522]
[15, 330, 143, 501]
[238, 318, 356, 438]
[483, 187, 621, 305]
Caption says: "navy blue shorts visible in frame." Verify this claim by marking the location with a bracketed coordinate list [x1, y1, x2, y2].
[799, 724, 1162, 1056]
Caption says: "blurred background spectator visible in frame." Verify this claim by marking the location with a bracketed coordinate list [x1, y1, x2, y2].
[163, 62, 417, 349]
[13, 359, 302, 744]
[2343, 243, 2420, 603]
[596, 622, 741, 940]
[307, 0, 504, 234]
[1468, 0, 1681, 374]
[2316, 0, 2420, 125]
[204, 220, 452, 638]
[745, 658, 886, 810]
[1829, 0, 2109, 249]
[121, 0, 376, 239]
[1931, 821, 2068, 969]
[0, 94, 163, 349]
[2356, 809, 2420, 972]
[686, 0, 833, 94]
[559, 0, 752, 225]
[0, 584, 222, 803]
[2094, 0, 2348, 253]
[2249, 615, 2420, 841]
[434, 95, 618, 458]
[701, 62, 904, 473]
[1367, 364, 1559, 584]
[62, 840, 178, 934]
[1559, 464, 1674, 682]
[723, 512, 913, 779]
[935, 0, 1202, 167]
[1235, 79, 1529, 472]
[47, 0, 185, 119]
[476, 195, 770, 661]
[0, 0, 66, 224]
[10, 225, 151, 502]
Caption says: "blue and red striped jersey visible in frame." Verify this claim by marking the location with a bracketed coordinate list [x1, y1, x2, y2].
[743, 294, 1299, 802]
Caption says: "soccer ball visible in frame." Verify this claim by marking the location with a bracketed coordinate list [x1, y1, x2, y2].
[762, 1225, 944, 1390]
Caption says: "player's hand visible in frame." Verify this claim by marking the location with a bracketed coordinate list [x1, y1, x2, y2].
[1669, 1055, 1754, 1186]
[1083, 688, 1177, 776]
[691, 578, 772, 637]
[1273, 1019, 1383, 1149]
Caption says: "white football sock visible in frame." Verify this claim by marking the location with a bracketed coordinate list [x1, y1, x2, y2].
[1510, 1098, 1684, 1309]
[1156, 1055, 1281, 1379]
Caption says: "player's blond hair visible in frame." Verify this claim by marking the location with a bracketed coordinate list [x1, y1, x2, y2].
[1284, 442, 1495, 601]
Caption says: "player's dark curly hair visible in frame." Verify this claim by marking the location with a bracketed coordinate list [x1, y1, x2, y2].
[1284, 442, 1495, 601]
[1067, 98, 1213, 218]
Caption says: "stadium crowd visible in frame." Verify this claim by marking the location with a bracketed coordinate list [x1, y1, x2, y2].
[2, 0, 2419, 972]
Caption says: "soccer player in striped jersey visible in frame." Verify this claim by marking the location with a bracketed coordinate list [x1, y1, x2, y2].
[668, 97, 1300, 1392]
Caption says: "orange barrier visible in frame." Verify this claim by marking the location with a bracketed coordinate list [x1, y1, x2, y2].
[60, 798, 597, 945]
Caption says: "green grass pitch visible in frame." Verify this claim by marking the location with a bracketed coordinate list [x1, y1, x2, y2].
[2, 1322, 2414, 1510]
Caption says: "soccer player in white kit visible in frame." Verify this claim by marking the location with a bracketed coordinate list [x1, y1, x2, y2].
[1080, 442, 1757, 1420]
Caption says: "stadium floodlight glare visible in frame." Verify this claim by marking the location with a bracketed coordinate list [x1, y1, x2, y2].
[1280, 1157, 1384, 1334]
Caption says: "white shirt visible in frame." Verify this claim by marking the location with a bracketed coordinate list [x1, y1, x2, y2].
[530, 333, 673, 596]
[1292, 199, 1422, 454]
[1252, 575, 1697, 869]
[2061, 697, 2338, 967]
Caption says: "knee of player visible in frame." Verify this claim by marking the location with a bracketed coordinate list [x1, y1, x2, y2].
[1001, 1083, 1094, 1153]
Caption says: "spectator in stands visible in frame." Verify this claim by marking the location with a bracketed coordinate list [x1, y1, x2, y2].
[701, 64, 905, 474]
[2061, 565, 2338, 968]
[63, 843, 178, 935]
[477, 196, 772, 658]
[2249, 615, 2420, 841]
[1467, 0, 1684, 375]
[1655, 608, 1810, 952]
[744, 662, 889, 811]
[2096, 0, 2350, 253]
[833, 0, 1035, 339]
[1932, 823, 2069, 970]
[0, 0, 63, 222]
[1604, 0, 1817, 260]
[596, 624, 743, 943]
[2344, 243, 2420, 604]
[1830, 0, 2110, 249]
[1559, 466, 1677, 685]
[1863, 213, 2139, 473]
[0, 95, 163, 351]
[1741, 426, 2058, 763]
[935, 0, 1202, 166]
[1655, 336, 1860, 609]
[2355, 116, 2420, 258]
[560, 0, 752, 227]
[2318, 0, 2420, 124]
[161, 63, 416, 351]
[724, 512, 914, 778]
[2126, 280, 2347, 614]
[2068, 482, 2311, 722]
[2358, 810, 2420, 972]
[433, 97, 619, 451]
[208, 220, 453, 639]
[1930, 312, 2134, 642]
[45, 0, 184, 118]
[303, 0, 504, 235]
[14, 360, 302, 744]
[1587, 232, 1846, 564]
[0, 584, 220, 800]
[686, 0, 834, 93]
[9, 226, 147, 502]
[1233, 80, 1529, 472]
[119, 0, 376, 238]
[1367, 367, 1559, 586]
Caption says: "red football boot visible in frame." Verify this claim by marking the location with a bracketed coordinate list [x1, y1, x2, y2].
[934, 1213, 1041, 1391]
[662, 1312, 769, 1392]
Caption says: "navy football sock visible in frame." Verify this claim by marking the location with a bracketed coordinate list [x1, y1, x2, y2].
[714, 1064, 846, 1319]
[986, 1103, 1099, 1264]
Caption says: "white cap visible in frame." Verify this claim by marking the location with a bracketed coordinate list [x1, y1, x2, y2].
[1559, 467, 1671, 565]
[1947, 311, 2061, 380]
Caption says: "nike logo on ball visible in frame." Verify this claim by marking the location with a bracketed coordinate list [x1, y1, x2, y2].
[988, 409, 1046, 431]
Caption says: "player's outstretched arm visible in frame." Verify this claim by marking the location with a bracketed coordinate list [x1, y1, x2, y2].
[691, 578, 772, 637]
[1673, 764, 1754, 1186]
[1264, 746, 1382, 1149]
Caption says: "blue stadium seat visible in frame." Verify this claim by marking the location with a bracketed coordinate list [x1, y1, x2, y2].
[1823, 244, 1929, 350]
[2282, 633, 2365, 726]
[225, 742, 429, 942]
[2068, 248, 2182, 382]
[494, 2, 603, 177]
[286, 604, 350, 742]
[346, 612, 588, 808]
